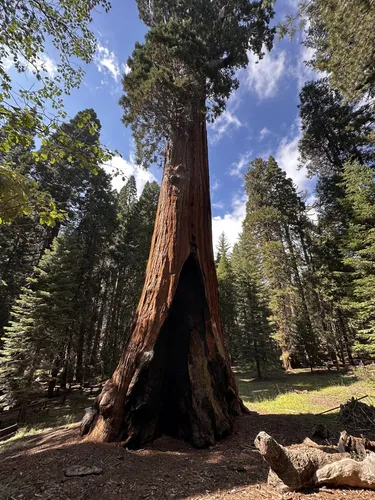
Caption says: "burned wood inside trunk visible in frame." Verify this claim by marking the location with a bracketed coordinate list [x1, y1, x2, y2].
[118, 255, 234, 448]
[86, 105, 243, 448]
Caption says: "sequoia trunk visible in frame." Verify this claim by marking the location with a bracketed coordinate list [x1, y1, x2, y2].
[87, 105, 243, 448]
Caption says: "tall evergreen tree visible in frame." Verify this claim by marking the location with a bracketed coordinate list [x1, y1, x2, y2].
[304, 0, 375, 102]
[88, 0, 275, 447]
[243, 156, 321, 369]
[231, 237, 275, 378]
[101, 178, 159, 375]
[0, 234, 81, 406]
[297, 79, 373, 365]
[216, 233, 236, 356]
[342, 161, 375, 355]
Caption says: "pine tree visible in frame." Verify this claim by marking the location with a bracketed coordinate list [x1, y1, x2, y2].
[0, 220, 45, 339]
[0, 234, 81, 406]
[101, 178, 159, 375]
[298, 78, 374, 179]
[216, 233, 236, 356]
[297, 79, 372, 365]
[216, 232, 231, 265]
[243, 156, 321, 369]
[231, 237, 275, 378]
[342, 161, 375, 356]
[304, 0, 375, 102]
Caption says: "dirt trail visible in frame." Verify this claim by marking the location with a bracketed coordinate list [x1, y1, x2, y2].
[0, 413, 374, 500]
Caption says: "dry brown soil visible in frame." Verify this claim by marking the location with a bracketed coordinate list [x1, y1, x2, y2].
[1, 412, 375, 500]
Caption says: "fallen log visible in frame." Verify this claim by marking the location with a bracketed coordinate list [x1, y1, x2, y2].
[314, 453, 375, 490]
[254, 431, 375, 492]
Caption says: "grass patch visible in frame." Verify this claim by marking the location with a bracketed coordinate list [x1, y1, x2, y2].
[0, 393, 94, 452]
[236, 368, 375, 416]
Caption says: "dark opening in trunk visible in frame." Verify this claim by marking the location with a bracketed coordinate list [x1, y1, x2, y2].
[121, 254, 210, 447]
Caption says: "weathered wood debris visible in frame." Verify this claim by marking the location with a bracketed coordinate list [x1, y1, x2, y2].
[255, 431, 375, 492]
[339, 396, 375, 431]
[65, 466, 103, 477]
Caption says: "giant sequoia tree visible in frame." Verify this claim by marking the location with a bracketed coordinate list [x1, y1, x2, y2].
[87, 0, 274, 448]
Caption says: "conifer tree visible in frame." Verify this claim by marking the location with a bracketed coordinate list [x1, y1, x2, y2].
[216, 233, 236, 356]
[231, 237, 275, 378]
[297, 79, 372, 365]
[0, 234, 81, 406]
[342, 161, 375, 355]
[101, 178, 159, 375]
[216, 232, 231, 265]
[243, 156, 321, 369]
[304, 0, 375, 102]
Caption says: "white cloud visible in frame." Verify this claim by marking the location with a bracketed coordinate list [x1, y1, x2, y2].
[208, 89, 244, 143]
[306, 193, 318, 222]
[211, 176, 220, 192]
[259, 126, 270, 140]
[33, 55, 58, 77]
[4, 53, 58, 77]
[104, 156, 157, 197]
[94, 43, 120, 82]
[242, 49, 286, 100]
[122, 63, 131, 75]
[2, 55, 14, 71]
[209, 108, 242, 144]
[230, 150, 252, 177]
[274, 119, 312, 192]
[295, 43, 316, 90]
[212, 194, 247, 253]
[212, 201, 224, 210]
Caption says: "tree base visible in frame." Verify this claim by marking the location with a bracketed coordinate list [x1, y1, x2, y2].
[88, 255, 243, 449]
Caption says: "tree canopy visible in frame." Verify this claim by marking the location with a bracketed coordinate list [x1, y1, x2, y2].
[120, 0, 274, 165]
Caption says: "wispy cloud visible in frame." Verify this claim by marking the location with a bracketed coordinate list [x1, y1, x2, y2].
[209, 109, 242, 144]
[104, 156, 157, 197]
[230, 150, 253, 177]
[4, 53, 58, 77]
[212, 201, 224, 210]
[32, 55, 58, 77]
[259, 126, 271, 140]
[274, 118, 312, 192]
[211, 176, 220, 192]
[241, 48, 287, 100]
[212, 194, 247, 253]
[208, 91, 244, 144]
[295, 43, 316, 91]
[94, 43, 121, 82]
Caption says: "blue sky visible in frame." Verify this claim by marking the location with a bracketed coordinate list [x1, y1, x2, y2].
[7, 0, 318, 250]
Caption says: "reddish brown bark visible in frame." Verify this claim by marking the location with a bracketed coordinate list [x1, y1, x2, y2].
[87, 105, 244, 448]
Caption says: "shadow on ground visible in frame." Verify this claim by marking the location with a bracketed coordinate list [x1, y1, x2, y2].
[1, 411, 373, 500]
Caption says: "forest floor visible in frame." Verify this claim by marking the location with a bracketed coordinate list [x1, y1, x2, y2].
[1, 368, 375, 500]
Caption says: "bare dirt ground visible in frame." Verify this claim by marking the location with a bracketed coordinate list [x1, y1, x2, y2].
[1, 411, 375, 500]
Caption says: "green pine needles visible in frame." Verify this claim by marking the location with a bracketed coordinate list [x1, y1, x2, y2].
[120, 0, 274, 166]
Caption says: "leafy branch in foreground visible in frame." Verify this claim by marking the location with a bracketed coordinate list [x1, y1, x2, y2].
[0, 0, 114, 224]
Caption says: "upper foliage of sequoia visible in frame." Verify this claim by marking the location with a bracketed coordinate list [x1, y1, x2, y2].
[120, 0, 275, 166]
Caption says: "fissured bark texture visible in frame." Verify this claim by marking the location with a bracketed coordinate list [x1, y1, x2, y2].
[87, 106, 244, 448]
